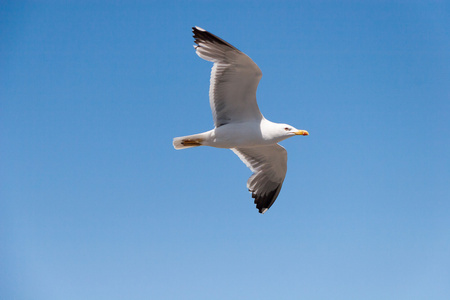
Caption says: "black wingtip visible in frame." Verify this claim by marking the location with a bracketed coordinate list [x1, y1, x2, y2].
[252, 184, 283, 214]
[192, 26, 238, 50]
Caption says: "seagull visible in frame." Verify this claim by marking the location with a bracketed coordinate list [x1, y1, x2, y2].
[173, 27, 309, 214]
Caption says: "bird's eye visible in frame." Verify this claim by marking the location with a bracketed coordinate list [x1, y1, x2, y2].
[284, 127, 290, 131]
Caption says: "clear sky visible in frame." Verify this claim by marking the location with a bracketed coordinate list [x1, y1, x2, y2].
[1, 1, 449, 299]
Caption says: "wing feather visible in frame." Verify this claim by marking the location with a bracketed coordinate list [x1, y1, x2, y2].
[193, 26, 263, 127]
[232, 144, 288, 213]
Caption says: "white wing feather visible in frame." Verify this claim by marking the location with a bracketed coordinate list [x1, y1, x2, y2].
[193, 27, 263, 127]
[232, 144, 287, 213]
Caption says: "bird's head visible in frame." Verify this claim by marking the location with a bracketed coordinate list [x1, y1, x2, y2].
[279, 124, 309, 138]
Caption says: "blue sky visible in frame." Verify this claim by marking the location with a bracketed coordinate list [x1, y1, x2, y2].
[1, 1, 449, 299]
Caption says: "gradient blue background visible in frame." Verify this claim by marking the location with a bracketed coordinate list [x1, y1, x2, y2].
[1, 1, 449, 299]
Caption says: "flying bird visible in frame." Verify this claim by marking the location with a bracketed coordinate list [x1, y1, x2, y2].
[173, 27, 309, 214]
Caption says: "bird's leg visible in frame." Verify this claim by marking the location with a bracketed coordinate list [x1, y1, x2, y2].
[181, 138, 203, 146]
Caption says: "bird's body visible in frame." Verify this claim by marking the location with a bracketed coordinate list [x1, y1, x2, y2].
[173, 27, 308, 213]
[174, 119, 294, 149]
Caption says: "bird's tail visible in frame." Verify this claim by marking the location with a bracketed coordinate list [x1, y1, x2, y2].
[173, 133, 205, 150]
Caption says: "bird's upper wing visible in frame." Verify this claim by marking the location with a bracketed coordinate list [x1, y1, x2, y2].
[193, 26, 263, 127]
[232, 144, 287, 213]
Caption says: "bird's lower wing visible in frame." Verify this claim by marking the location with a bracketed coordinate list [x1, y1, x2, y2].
[231, 144, 288, 213]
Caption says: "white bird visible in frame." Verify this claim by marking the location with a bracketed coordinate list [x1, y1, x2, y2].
[173, 27, 309, 214]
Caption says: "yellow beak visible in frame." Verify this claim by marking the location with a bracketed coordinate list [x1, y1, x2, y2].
[294, 130, 309, 136]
